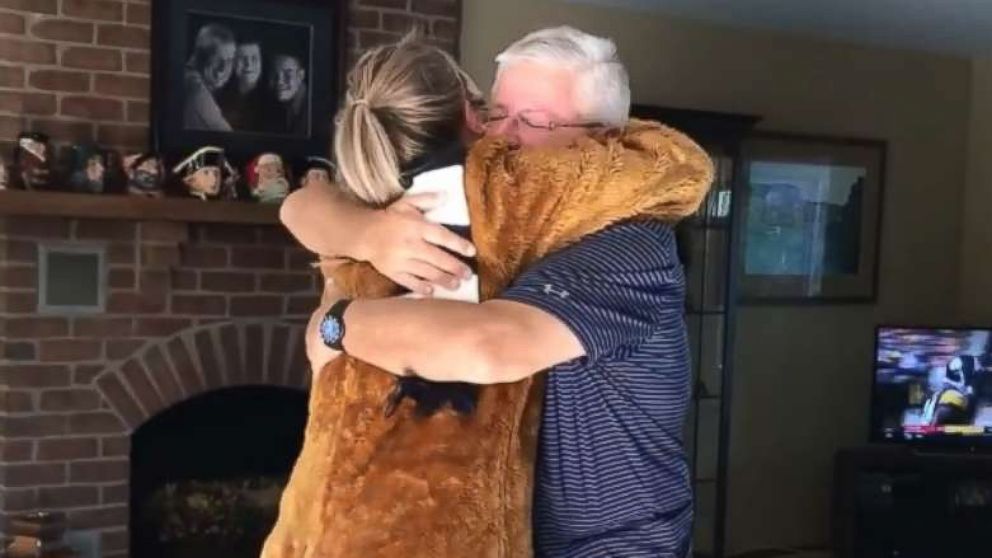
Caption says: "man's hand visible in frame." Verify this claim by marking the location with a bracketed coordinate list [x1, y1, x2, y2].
[358, 192, 476, 296]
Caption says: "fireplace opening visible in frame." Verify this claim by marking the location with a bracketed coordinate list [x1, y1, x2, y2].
[130, 386, 308, 558]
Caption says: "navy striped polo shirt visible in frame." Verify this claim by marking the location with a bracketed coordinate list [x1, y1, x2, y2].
[500, 220, 692, 558]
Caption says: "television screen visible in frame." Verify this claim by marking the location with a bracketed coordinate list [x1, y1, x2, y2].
[873, 327, 992, 444]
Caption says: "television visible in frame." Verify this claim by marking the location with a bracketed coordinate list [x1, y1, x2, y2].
[872, 326, 992, 447]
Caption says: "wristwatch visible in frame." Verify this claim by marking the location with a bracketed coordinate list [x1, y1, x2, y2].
[319, 299, 353, 351]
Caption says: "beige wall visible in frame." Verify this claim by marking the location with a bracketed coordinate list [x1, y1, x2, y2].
[961, 57, 992, 321]
[460, 0, 971, 553]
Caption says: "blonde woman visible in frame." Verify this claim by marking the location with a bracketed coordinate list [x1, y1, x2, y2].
[264, 30, 713, 558]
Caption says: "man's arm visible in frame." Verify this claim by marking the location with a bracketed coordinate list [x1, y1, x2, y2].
[347, 298, 583, 384]
[307, 222, 681, 384]
[305, 292, 582, 384]
[280, 185, 476, 294]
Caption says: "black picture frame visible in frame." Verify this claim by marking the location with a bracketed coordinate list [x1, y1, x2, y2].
[739, 132, 887, 304]
[151, 0, 345, 163]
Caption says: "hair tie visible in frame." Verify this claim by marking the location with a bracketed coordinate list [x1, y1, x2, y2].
[352, 98, 369, 108]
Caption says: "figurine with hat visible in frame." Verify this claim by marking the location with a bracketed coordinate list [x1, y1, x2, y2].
[14, 132, 52, 190]
[299, 156, 335, 189]
[67, 144, 108, 194]
[172, 146, 238, 201]
[123, 153, 166, 198]
[246, 152, 291, 203]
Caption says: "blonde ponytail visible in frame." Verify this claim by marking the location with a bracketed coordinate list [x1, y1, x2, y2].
[334, 95, 403, 206]
[333, 33, 483, 207]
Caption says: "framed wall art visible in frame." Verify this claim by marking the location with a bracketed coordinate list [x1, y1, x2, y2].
[151, 0, 346, 161]
[739, 132, 887, 303]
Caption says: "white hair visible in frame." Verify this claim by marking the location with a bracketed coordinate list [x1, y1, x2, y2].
[494, 26, 630, 127]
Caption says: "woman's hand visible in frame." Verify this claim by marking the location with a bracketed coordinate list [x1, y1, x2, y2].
[358, 192, 476, 296]
[281, 182, 475, 296]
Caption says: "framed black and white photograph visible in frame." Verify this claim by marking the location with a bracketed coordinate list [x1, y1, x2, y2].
[739, 133, 887, 304]
[152, 0, 345, 160]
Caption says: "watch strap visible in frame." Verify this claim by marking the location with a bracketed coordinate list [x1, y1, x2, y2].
[320, 299, 352, 351]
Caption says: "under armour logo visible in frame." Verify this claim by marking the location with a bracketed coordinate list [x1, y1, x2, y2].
[542, 284, 569, 299]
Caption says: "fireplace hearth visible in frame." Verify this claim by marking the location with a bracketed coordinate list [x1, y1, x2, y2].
[0, 208, 317, 557]
[130, 386, 307, 558]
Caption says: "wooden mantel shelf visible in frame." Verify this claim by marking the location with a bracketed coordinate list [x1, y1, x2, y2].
[0, 189, 281, 225]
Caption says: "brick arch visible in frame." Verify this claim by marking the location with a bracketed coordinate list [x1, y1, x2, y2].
[93, 319, 308, 432]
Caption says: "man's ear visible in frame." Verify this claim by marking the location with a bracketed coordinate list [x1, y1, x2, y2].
[464, 100, 485, 134]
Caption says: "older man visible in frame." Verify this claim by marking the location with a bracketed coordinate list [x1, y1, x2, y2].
[183, 24, 235, 131]
[282, 26, 695, 558]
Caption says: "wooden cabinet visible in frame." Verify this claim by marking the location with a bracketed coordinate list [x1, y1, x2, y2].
[834, 445, 992, 558]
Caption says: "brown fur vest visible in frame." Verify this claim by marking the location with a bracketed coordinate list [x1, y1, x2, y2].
[261, 119, 713, 558]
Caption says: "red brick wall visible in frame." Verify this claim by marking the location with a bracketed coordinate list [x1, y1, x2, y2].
[0, 1, 462, 554]
[0, 216, 320, 556]
[0, 0, 462, 155]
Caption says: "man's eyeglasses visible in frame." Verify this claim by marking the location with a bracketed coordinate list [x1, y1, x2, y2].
[482, 108, 603, 132]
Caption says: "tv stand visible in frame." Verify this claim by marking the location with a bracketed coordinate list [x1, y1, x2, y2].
[909, 445, 989, 457]
[833, 445, 992, 558]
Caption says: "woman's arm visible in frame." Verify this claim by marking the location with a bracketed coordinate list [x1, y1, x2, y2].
[279, 181, 379, 258]
[280, 183, 476, 295]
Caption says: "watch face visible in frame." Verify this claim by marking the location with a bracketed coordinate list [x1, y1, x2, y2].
[320, 314, 343, 346]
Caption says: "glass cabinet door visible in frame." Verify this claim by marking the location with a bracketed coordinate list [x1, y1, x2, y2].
[683, 149, 735, 557]
[631, 102, 757, 558]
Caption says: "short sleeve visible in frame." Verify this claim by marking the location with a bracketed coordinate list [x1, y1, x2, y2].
[499, 221, 685, 363]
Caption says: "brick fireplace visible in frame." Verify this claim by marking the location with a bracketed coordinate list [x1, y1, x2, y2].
[0, 0, 463, 555]
[0, 211, 322, 557]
